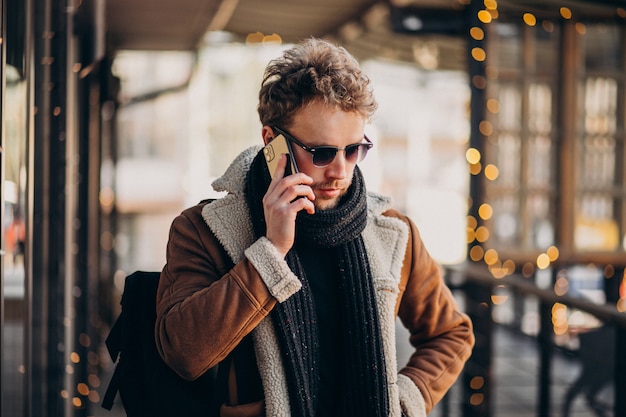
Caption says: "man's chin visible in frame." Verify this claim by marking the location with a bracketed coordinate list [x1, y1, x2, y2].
[313, 197, 340, 211]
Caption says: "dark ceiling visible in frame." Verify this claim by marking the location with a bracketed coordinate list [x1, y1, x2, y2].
[104, 0, 625, 71]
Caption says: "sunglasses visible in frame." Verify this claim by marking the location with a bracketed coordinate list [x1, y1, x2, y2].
[272, 126, 373, 168]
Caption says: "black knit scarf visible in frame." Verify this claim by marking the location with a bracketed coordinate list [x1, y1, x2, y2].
[245, 150, 390, 417]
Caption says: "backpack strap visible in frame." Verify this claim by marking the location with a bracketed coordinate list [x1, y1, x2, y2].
[101, 310, 124, 410]
[101, 360, 121, 410]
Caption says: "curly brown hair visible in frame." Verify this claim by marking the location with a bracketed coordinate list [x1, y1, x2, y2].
[257, 38, 377, 128]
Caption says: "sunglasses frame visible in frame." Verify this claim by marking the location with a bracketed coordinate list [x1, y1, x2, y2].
[272, 126, 373, 168]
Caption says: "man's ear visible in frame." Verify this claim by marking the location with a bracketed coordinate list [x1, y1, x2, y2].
[261, 126, 275, 145]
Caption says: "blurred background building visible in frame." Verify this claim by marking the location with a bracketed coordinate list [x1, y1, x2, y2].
[1, 0, 625, 416]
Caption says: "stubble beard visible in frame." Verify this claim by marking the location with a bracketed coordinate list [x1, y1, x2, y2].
[312, 180, 351, 211]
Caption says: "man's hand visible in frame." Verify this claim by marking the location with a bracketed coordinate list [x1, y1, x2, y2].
[263, 154, 315, 257]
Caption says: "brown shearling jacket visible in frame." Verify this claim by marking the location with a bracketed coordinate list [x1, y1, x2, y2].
[155, 146, 474, 417]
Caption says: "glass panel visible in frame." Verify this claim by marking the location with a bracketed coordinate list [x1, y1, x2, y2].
[488, 84, 523, 249]
[575, 77, 619, 251]
[495, 133, 521, 188]
[491, 23, 523, 70]
[527, 193, 553, 247]
[535, 20, 560, 71]
[485, 19, 562, 255]
[492, 194, 520, 245]
[497, 85, 522, 132]
[527, 83, 553, 188]
[525, 83, 555, 249]
[584, 24, 621, 72]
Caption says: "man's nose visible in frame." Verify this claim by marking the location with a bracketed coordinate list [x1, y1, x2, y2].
[325, 151, 348, 179]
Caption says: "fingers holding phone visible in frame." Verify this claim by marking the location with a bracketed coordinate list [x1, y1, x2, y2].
[263, 134, 298, 179]
[263, 135, 314, 202]
[262, 140, 315, 256]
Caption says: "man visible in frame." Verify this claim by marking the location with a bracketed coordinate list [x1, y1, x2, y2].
[155, 38, 474, 417]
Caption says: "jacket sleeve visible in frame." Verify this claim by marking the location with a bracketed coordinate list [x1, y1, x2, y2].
[154, 203, 298, 381]
[391, 211, 475, 415]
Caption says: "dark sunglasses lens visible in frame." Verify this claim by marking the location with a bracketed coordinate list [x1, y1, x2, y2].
[358, 144, 370, 162]
[313, 148, 338, 166]
[345, 144, 362, 162]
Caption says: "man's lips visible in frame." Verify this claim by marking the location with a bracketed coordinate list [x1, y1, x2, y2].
[317, 188, 341, 198]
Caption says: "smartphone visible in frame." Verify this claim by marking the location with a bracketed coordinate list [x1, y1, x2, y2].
[263, 134, 299, 179]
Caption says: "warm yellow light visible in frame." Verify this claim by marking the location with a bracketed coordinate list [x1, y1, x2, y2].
[70, 352, 80, 364]
[470, 376, 484, 389]
[554, 277, 569, 296]
[484, 248, 499, 265]
[263, 33, 282, 43]
[502, 259, 516, 275]
[470, 27, 484, 40]
[473, 75, 487, 89]
[245, 32, 264, 43]
[88, 374, 101, 388]
[554, 323, 569, 335]
[89, 390, 101, 403]
[469, 162, 482, 175]
[490, 262, 507, 278]
[479, 120, 493, 136]
[77, 383, 90, 396]
[72, 397, 83, 408]
[475, 226, 490, 242]
[552, 302, 567, 318]
[523, 13, 537, 26]
[470, 393, 485, 405]
[477, 10, 492, 23]
[470, 245, 484, 261]
[471, 47, 486, 61]
[491, 294, 509, 304]
[467, 228, 476, 244]
[478, 203, 493, 220]
[560, 7, 572, 19]
[484, 0, 497, 10]
[466, 148, 481, 164]
[617, 298, 626, 313]
[486, 98, 500, 113]
[522, 262, 535, 277]
[552, 304, 568, 333]
[536, 253, 550, 269]
[484, 164, 499, 180]
[546, 246, 559, 261]
[79, 333, 91, 347]
[575, 22, 586, 34]
[467, 215, 478, 229]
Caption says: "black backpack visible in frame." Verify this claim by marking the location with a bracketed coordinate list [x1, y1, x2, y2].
[101, 270, 218, 416]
